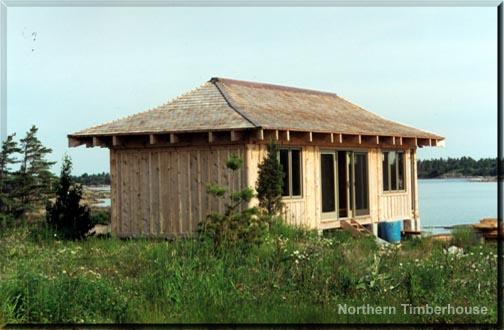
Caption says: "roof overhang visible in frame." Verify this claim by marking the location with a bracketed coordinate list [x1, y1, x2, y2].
[68, 128, 445, 149]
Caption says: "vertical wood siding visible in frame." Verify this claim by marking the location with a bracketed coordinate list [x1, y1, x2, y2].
[376, 149, 413, 221]
[110, 146, 246, 237]
[244, 145, 416, 230]
[110, 144, 418, 236]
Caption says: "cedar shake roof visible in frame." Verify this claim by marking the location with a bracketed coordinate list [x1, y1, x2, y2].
[69, 77, 443, 140]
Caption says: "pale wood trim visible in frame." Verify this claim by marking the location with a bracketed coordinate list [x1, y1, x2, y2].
[258, 128, 264, 140]
[170, 133, 179, 143]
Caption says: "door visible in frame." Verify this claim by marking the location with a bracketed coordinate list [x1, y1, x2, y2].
[320, 150, 369, 220]
[353, 152, 369, 216]
[321, 152, 337, 220]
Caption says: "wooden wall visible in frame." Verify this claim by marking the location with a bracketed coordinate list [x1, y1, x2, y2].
[245, 144, 417, 230]
[245, 144, 320, 229]
[109, 143, 418, 237]
[110, 146, 246, 237]
[376, 148, 415, 222]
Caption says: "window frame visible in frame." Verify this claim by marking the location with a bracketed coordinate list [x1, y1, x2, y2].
[382, 150, 406, 193]
[279, 148, 303, 199]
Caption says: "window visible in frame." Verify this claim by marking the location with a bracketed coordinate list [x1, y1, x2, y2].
[279, 149, 302, 197]
[382, 151, 405, 191]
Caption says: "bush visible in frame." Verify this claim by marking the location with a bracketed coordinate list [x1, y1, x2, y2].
[90, 209, 111, 226]
[451, 225, 480, 248]
[256, 140, 284, 216]
[46, 155, 92, 240]
[198, 154, 268, 251]
[0, 212, 15, 229]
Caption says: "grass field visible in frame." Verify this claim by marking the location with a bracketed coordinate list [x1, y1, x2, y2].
[0, 222, 498, 324]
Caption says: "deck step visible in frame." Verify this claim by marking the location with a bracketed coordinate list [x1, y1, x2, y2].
[340, 220, 373, 237]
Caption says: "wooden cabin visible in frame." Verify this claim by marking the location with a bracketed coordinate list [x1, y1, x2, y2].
[68, 77, 444, 237]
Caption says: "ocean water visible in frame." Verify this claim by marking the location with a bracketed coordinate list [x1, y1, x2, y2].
[418, 179, 498, 233]
[92, 179, 498, 232]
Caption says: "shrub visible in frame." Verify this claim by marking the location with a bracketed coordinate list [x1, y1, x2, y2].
[198, 154, 268, 251]
[46, 155, 92, 240]
[255, 140, 284, 216]
[0, 212, 15, 229]
[451, 225, 480, 248]
[90, 209, 111, 226]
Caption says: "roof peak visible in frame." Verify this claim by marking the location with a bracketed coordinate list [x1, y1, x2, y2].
[210, 77, 338, 97]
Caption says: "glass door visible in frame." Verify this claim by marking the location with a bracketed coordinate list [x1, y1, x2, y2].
[320, 150, 369, 220]
[353, 152, 369, 216]
[321, 152, 337, 220]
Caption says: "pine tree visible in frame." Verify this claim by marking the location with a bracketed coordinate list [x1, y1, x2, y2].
[199, 154, 266, 251]
[46, 155, 92, 240]
[0, 134, 20, 214]
[13, 125, 56, 215]
[255, 140, 285, 216]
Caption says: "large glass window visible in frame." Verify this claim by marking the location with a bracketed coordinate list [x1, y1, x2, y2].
[279, 149, 302, 197]
[382, 151, 405, 191]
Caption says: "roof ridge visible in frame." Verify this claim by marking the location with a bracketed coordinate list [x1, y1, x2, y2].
[210, 77, 338, 97]
[73, 82, 213, 135]
[210, 78, 259, 127]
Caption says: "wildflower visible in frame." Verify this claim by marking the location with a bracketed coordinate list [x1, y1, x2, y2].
[62, 270, 67, 274]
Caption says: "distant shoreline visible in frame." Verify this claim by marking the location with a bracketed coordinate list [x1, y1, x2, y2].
[419, 176, 497, 182]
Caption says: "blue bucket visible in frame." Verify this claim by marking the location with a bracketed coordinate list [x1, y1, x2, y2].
[378, 221, 402, 243]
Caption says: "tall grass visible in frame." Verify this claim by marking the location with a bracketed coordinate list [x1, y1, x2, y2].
[0, 222, 498, 324]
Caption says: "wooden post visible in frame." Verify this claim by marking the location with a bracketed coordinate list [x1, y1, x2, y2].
[309, 132, 313, 142]
[149, 134, 157, 145]
[112, 136, 120, 147]
[208, 132, 215, 143]
[330, 133, 334, 143]
[230, 130, 240, 142]
[286, 130, 290, 141]
[257, 129, 264, 140]
[170, 133, 179, 143]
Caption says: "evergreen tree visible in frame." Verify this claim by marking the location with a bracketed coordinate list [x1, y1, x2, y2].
[46, 155, 92, 240]
[199, 154, 266, 251]
[0, 134, 20, 213]
[14, 125, 56, 215]
[255, 140, 284, 215]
